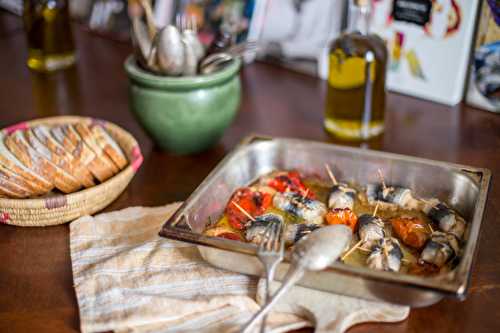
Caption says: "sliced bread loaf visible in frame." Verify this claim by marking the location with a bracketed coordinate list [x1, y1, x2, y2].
[24, 129, 83, 191]
[89, 124, 128, 170]
[0, 131, 53, 194]
[0, 164, 33, 198]
[52, 125, 115, 182]
[0, 162, 46, 197]
[0, 184, 26, 198]
[74, 123, 119, 174]
[33, 125, 95, 188]
[5, 130, 80, 193]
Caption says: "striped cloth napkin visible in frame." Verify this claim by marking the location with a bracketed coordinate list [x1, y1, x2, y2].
[70, 202, 409, 333]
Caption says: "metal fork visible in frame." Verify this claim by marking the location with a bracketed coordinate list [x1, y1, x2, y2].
[256, 222, 285, 333]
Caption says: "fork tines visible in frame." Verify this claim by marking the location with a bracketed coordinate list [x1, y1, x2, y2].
[259, 221, 283, 252]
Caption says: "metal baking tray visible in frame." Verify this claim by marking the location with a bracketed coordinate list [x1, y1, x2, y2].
[159, 135, 491, 307]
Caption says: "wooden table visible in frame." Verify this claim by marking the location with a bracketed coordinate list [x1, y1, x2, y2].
[1, 12, 499, 333]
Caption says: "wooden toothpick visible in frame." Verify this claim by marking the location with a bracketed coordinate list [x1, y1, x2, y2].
[341, 239, 363, 261]
[324, 163, 338, 185]
[372, 202, 380, 217]
[428, 223, 434, 234]
[358, 246, 371, 253]
[383, 242, 390, 259]
[302, 188, 310, 200]
[231, 201, 255, 222]
[377, 168, 387, 191]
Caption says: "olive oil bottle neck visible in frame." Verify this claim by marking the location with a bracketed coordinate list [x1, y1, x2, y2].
[346, 0, 372, 35]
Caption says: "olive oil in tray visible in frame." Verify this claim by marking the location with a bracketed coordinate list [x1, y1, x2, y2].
[204, 170, 466, 277]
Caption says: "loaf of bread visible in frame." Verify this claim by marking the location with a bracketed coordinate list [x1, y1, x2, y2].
[0, 121, 129, 198]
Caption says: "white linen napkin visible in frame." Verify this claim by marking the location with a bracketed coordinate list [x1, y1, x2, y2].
[70, 202, 409, 333]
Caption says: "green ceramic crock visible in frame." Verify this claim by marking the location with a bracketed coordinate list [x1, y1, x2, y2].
[124, 55, 241, 154]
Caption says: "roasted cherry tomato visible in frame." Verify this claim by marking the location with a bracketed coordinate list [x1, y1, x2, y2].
[325, 208, 358, 231]
[217, 232, 243, 241]
[267, 171, 315, 198]
[225, 187, 272, 229]
[391, 216, 429, 249]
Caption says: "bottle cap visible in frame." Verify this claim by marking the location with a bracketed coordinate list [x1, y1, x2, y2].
[354, 0, 371, 7]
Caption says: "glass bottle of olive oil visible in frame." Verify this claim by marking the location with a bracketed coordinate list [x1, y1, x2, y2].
[324, 0, 387, 140]
[23, 0, 76, 72]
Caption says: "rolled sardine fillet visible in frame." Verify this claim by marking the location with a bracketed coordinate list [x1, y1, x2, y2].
[366, 183, 381, 202]
[283, 223, 320, 245]
[366, 184, 418, 209]
[245, 213, 283, 245]
[426, 203, 465, 239]
[273, 192, 327, 225]
[367, 237, 403, 272]
[358, 214, 386, 250]
[420, 231, 460, 267]
[328, 183, 356, 210]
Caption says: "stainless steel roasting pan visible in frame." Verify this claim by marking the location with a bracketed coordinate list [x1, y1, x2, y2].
[159, 135, 491, 307]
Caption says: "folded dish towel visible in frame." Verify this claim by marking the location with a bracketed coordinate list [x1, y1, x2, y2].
[70, 202, 409, 333]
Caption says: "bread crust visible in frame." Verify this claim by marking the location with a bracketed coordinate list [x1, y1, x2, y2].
[33, 126, 95, 188]
[5, 131, 80, 193]
[24, 129, 82, 191]
[0, 163, 42, 197]
[0, 184, 26, 198]
[74, 123, 119, 176]
[0, 165, 32, 198]
[0, 132, 53, 193]
[89, 124, 128, 170]
[54, 125, 116, 182]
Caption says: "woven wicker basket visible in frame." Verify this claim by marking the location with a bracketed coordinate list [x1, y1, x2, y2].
[0, 116, 143, 227]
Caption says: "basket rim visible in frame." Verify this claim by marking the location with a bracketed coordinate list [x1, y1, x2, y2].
[0, 115, 141, 209]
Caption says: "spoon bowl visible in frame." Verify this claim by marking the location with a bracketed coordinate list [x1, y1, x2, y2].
[157, 25, 185, 75]
[291, 224, 352, 271]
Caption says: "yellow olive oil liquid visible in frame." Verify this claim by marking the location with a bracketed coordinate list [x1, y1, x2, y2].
[23, 0, 75, 72]
[324, 1, 388, 140]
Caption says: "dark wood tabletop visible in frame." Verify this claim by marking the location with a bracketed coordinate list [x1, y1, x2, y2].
[0, 11, 499, 333]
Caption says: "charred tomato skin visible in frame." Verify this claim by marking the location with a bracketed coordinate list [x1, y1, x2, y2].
[225, 187, 272, 229]
[267, 171, 315, 199]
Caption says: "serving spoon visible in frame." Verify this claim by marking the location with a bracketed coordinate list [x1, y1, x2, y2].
[199, 41, 259, 75]
[241, 225, 352, 333]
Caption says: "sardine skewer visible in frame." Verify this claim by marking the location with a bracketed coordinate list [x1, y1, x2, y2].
[367, 237, 403, 272]
[420, 231, 459, 267]
[272, 192, 327, 225]
[366, 183, 419, 210]
[325, 165, 357, 210]
[424, 202, 466, 239]
[341, 203, 380, 261]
